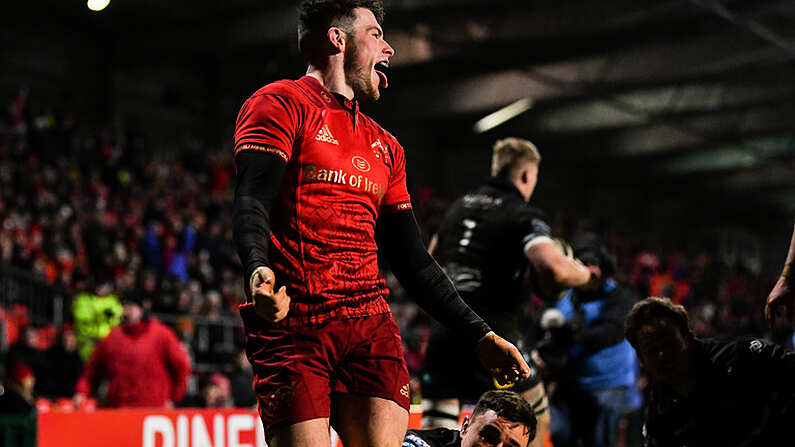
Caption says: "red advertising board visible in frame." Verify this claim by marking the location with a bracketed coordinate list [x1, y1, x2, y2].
[38, 406, 424, 447]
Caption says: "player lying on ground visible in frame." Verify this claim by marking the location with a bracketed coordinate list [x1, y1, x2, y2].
[405, 390, 537, 447]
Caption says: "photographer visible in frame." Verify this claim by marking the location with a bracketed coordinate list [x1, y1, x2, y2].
[534, 234, 639, 447]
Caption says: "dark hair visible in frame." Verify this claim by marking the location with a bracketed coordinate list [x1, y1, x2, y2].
[121, 289, 146, 307]
[624, 297, 691, 348]
[573, 232, 616, 278]
[472, 390, 537, 446]
[297, 0, 385, 60]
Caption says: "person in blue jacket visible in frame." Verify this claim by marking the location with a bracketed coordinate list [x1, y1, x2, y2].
[538, 233, 640, 447]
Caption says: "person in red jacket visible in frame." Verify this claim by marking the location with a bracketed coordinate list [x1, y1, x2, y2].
[73, 292, 191, 408]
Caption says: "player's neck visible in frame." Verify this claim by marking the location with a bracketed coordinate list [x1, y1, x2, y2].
[306, 64, 354, 100]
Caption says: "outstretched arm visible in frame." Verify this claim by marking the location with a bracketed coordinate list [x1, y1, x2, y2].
[378, 209, 530, 384]
[765, 223, 795, 327]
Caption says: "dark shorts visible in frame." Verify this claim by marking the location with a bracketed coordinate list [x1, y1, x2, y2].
[240, 304, 411, 439]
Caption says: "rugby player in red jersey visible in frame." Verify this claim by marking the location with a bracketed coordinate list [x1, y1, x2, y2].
[232, 1, 530, 446]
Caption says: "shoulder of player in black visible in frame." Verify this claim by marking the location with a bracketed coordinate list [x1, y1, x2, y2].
[698, 336, 752, 366]
[702, 335, 794, 371]
[483, 176, 525, 203]
[404, 427, 462, 447]
[463, 177, 547, 217]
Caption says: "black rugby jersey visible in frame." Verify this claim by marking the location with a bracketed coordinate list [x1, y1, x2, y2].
[644, 337, 795, 447]
[433, 176, 550, 341]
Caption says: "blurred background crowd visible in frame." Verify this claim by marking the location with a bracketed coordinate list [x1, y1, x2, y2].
[0, 91, 788, 424]
[0, 1, 793, 446]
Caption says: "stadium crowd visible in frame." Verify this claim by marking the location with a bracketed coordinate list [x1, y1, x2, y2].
[0, 92, 789, 438]
[0, 92, 253, 409]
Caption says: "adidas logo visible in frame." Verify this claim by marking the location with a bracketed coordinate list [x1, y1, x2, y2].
[315, 124, 339, 145]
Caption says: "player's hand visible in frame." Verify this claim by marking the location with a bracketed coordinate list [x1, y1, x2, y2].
[577, 264, 602, 291]
[250, 266, 290, 323]
[475, 331, 531, 386]
[765, 271, 794, 328]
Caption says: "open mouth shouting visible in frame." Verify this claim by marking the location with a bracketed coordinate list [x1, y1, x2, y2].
[375, 61, 389, 89]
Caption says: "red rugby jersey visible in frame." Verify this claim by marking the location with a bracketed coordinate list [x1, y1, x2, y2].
[234, 76, 412, 327]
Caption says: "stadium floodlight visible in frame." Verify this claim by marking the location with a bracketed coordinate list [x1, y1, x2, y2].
[87, 0, 110, 12]
[473, 97, 533, 134]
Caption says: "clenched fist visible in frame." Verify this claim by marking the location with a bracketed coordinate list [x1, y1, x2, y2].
[250, 266, 291, 323]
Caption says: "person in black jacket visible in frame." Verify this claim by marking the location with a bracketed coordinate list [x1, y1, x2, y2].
[39, 328, 83, 398]
[625, 297, 795, 447]
[0, 361, 36, 415]
[405, 390, 537, 447]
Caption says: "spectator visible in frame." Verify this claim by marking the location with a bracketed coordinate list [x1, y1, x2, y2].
[0, 361, 36, 415]
[73, 292, 191, 408]
[538, 234, 639, 447]
[204, 373, 233, 408]
[40, 327, 83, 398]
[180, 373, 233, 408]
[4, 326, 46, 394]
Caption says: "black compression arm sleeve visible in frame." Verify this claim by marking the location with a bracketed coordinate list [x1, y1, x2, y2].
[377, 209, 492, 345]
[233, 151, 286, 296]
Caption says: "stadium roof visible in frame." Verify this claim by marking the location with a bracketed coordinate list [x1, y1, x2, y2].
[5, 0, 795, 225]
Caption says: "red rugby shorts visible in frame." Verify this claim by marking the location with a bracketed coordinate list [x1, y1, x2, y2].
[240, 305, 411, 439]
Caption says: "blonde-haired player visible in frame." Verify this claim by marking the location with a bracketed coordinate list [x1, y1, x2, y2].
[423, 137, 594, 447]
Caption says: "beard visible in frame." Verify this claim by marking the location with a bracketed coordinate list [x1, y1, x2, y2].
[344, 38, 379, 102]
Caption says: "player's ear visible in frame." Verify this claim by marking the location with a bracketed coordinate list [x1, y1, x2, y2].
[460, 416, 471, 435]
[327, 27, 346, 53]
[519, 168, 529, 186]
